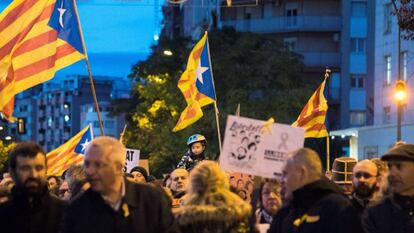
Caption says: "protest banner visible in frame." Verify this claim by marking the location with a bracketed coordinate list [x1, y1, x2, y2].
[219, 115, 304, 178]
[124, 149, 140, 173]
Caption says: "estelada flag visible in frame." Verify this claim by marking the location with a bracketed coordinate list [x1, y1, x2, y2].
[0, 0, 85, 120]
[292, 76, 329, 138]
[47, 124, 93, 176]
[173, 32, 216, 132]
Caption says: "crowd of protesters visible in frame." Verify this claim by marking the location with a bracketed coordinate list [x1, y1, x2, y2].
[0, 133, 413, 233]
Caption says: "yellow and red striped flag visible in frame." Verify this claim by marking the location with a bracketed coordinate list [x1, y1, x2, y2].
[292, 76, 328, 138]
[0, 0, 85, 120]
[47, 125, 93, 176]
[173, 32, 216, 131]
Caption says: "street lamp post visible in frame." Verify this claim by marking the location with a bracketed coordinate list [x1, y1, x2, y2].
[395, 80, 406, 141]
[392, 0, 403, 141]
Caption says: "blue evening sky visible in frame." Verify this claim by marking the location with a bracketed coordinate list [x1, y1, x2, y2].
[0, 0, 163, 78]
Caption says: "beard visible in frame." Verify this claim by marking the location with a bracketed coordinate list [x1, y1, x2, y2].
[354, 183, 376, 199]
[23, 178, 45, 196]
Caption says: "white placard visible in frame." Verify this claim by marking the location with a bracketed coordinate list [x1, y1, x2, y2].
[219, 115, 304, 178]
[124, 148, 140, 173]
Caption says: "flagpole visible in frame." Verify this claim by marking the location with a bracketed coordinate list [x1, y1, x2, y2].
[119, 124, 127, 144]
[235, 103, 240, 116]
[324, 67, 331, 171]
[205, 31, 222, 153]
[72, 0, 105, 136]
[326, 136, 330, 171]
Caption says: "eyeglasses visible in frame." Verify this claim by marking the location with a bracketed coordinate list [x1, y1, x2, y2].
[354, 172, 376, 179]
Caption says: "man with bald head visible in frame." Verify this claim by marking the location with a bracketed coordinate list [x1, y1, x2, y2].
[268, 148, 363, 233]
[169, 168, 189, 209]
[62, 136, 179, 233]
[350, 160, 380, 215]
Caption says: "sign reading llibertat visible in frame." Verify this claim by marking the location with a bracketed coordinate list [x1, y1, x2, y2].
[219, 115, 305, 178]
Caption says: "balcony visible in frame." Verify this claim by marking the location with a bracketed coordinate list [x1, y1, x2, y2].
[221, 16, 341, 33]
[300, 51, 340, 68]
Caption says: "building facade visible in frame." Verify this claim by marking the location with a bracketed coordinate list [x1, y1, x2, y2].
[9, 75, 130, 152]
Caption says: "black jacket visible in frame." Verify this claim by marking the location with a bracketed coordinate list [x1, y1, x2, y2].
[268, 178, 363, 233]
[362, 193, 414, 233]
[62, 179, 180, 233]
[0, 185, 66, 233]
[176, 150, 205, 171]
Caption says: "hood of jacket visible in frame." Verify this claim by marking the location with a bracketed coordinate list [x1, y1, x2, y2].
[175, 200, 251, 227]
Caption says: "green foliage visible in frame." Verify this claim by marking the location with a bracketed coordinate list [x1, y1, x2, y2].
[0, 141, 15, 175]
[121, 28, 317, 177]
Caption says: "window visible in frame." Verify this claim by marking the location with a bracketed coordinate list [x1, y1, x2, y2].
[351, 38, 366, 53]
[385, 55, 392, 85]
[93, 121, 100, 128]
[401, 51, 407, 81]
[350, 74, 365, 88]
[19, 105, 28, 112]
[105, 121, 115, 129]
[286, 8, 298, 27]
[384, 4, 392, 34]
[47, 117, 53, 127]
[350, 111, 366, 126]
[383, 106, 391, 124]
[283, 37, 297, 51]
[351, 2, 367, 17]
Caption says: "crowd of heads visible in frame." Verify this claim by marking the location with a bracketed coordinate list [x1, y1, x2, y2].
[1, 135, 414, 233]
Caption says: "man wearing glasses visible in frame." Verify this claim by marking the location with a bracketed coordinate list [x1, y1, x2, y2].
[363, 143, 414, 233]
[350, 160, 380, 215]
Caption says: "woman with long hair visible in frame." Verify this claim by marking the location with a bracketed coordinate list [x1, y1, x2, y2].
[175, 161, 251, 233]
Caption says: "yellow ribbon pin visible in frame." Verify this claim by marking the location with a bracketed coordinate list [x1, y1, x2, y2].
[122, 203, 130, 218]
[293, 214, 320, 227]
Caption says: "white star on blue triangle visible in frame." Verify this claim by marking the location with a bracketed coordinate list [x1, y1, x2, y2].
[74, 126, 92, 154]
[195, 39, 216, 101]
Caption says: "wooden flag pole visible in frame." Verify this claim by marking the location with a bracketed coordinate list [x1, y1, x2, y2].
[205, 31, 222, 153]
[235, 103, 240, 116]
[119, 124, 127, 144]
[214, 102, 222, 153]
[326, 136, 330, 171]
[324, 67, 331, 171]
[72, 0, 105, 136]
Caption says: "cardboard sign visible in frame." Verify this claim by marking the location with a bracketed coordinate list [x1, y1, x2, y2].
[124, 149, 140, 173]
[228, 172, 254, 202]
[219, 115, 304, 178]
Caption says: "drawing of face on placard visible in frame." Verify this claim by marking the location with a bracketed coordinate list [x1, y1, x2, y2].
[228, 123, 260, 169]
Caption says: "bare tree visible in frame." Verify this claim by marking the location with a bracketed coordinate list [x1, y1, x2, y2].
[392, 0, 414, 39]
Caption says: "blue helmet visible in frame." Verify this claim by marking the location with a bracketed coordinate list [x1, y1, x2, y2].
[187, 134, 206, 146]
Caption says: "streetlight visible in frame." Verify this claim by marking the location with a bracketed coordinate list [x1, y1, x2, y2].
[163, 50, 173, 56]
[395, 80, 407, 141]
[391, 0, 404, 141]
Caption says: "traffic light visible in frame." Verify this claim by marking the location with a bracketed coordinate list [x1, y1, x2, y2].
[395, 80, 407, 102]
[17, 117, 26, 134]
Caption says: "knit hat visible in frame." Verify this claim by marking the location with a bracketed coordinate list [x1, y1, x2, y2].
[130, 166, 148, 182]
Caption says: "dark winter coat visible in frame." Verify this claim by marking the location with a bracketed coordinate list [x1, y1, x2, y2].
[362, 193, 414, 233]
[61, 179, 180, 233]
[0, 184, 66, 233]
[268, 178, 363, 233]
[177, 150, 205, 171]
